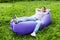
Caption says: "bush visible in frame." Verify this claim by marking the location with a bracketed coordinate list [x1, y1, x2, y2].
[0, 0, 60, 3]
[0, 0, 13, 3]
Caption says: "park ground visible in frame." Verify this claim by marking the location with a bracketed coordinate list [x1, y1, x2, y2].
[0, 1, 60, 40]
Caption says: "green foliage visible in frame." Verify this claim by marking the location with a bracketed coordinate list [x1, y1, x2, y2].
[0, 1, 60, 40]
[0, 0, 60, 3]
[0, 0, 13, 3]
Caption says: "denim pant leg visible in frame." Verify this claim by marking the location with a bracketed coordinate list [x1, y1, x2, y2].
[25, 17, 38, 21]
[33, 20, 42, 33]
[17, 17, 37, 22]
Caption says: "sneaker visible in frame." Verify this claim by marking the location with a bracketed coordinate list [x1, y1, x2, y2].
[13, 14, 18, 24]
[13, 14, 17, 19]
[13, 19, 18, 24]
[31, 32, 36, 37]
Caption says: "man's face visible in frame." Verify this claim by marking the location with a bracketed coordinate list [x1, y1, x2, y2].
[41, 7, 45, 12]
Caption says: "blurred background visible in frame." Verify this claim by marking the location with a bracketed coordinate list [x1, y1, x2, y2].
[0, 0, 60, 3]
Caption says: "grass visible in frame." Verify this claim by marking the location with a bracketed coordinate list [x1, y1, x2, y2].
[0, 1, 60, 40]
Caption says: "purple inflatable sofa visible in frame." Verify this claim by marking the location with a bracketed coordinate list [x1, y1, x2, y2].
[10, 12, 51, 35]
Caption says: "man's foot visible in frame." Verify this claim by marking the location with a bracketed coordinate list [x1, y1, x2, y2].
[31, 32, 36, 37]
[13, 19, 18, 24]
[13, 14, 17, 19]
[13, 14, 18, 24]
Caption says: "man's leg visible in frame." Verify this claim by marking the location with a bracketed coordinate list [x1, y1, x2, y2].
[31, 20, 42, 37]
[25, 17, 38, 21]
[13, 17, 28, 24]
[13, 16, 37, 24]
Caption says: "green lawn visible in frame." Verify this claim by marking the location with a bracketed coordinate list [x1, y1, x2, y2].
[0, 1, 60, 40]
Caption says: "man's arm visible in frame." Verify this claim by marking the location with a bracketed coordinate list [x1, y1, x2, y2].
[44, 9, 50, 15]
[36, 8, 41, 13]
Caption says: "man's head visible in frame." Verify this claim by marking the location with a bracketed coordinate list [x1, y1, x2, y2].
[41, 6, 46, 12]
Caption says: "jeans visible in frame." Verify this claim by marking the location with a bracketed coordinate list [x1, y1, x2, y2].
[16, 17, 41, 33]
[17, 17, 38, 22]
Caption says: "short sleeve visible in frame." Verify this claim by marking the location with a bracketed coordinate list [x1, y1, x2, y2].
[47, 9, 50, 12]
[35, 8, 40, 13]
[44, 9, 50, 15]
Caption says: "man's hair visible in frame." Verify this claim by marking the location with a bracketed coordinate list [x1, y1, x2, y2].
[42, 6, 46, 10]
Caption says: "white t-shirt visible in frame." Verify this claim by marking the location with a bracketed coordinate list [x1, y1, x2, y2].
[31, 8, 50, 20]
